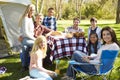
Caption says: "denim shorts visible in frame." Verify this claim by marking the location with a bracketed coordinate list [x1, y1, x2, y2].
[29, 68, 52, 80]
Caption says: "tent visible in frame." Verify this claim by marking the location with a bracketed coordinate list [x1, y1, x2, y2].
[0, 0, 31, 58]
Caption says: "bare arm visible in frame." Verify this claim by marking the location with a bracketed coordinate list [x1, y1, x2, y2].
[35, 52, 55, 75]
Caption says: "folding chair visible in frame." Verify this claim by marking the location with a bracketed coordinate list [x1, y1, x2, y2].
[69, 50, 119, 80]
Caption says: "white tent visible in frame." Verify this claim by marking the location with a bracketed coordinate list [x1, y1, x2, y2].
[0, 0, 31, 48]
[0, 0, 31, 58]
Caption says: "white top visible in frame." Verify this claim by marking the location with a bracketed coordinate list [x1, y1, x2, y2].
[20, 17, 35, 40]
[90, 42, 120, 63]
[88, 26, 101, 40]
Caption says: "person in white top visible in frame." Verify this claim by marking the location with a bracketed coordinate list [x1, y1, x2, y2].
[65, 17, 84, 33]
[29, 35, 57, 80]
[62, 26, 120, 79]
[18, 4, 35, 71]
[88, 17, 101, 41]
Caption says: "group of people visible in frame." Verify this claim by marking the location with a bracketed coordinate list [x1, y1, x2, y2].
[18, 4, 120, 80]
[62, 19, 120, 80]
[19, 4, 57, 80]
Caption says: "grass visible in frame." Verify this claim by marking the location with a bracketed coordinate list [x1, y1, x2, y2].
[0, 20, 120, 80]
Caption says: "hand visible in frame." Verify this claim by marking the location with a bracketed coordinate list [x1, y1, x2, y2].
[82, 56, 90, 62]
[18, 36, 23, 42]
[49, 71, 57, 78]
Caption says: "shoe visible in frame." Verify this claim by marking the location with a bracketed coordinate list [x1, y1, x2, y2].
[61, 76, 74, 80]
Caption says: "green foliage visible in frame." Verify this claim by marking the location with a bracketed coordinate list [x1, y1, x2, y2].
[31, 0, 118, 20]
[84, 3, 99, 18]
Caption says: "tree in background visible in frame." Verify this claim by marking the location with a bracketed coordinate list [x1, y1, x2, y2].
[116, 0, 120, 24]
[32, 0, 117, 20]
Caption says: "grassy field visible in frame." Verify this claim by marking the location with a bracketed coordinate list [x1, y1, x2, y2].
[0, 20, 120, 80]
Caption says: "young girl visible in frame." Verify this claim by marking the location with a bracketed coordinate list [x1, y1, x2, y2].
[63, 26, 120, 79]
[29, 35, 56, 80]
[87, 32, 101, 56]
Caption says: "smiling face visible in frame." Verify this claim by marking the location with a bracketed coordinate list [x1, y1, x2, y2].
[73, 19, 80, 28]
[48, 9, 54, 16]
[28, 5, 35, 18]
[102, 30, 112, 44]
[90, 21, 97, 27]
[35, 15, 43, 23]
[90, 34, 98, 44]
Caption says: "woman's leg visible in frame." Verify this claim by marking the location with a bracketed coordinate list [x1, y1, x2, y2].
[21, 38, 34, 70]
[29, 69, 53, 80]
[66, 51, 97, 77]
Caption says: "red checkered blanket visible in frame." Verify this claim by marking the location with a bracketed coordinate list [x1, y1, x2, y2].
[47, 36, 87, 59]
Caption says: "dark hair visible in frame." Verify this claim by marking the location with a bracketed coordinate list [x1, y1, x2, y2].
[101, 26, 120, 46]
[73, 17, 80, 22]
[87, 32, 99, 55]
[48, 7, 54, 11]
[90, 17, 97, 22]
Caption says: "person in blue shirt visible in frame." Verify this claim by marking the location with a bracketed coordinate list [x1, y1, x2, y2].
[42, 7, 57, 31]
[87, 32, 101, 56]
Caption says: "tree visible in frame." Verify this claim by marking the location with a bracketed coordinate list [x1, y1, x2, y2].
[116, 0, 120, 24]
[39, 0, 44, 13]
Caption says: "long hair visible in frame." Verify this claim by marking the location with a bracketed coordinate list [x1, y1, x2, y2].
[31, 35, 47, 58]
[19, 4, 35, 27]
[87, 32, 99, 55]
[101, 26, 120, 46]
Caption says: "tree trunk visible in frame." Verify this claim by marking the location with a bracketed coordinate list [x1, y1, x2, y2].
[39, 0, 44, 13]
[78, 0, 84, 20]
[116, 0, 120, 24]
[58, 0, 62, 20]
[36, 0, 38, 13]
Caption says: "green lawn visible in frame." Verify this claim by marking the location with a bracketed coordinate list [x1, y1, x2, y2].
[0, 20, 120, 80]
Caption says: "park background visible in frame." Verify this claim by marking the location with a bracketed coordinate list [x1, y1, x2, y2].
[0, 0, 120, 80]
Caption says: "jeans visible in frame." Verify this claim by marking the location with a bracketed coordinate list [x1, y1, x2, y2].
[66, 50, 97, 77]
[21, 37, 34, 67]
[29, 68, 53, 80]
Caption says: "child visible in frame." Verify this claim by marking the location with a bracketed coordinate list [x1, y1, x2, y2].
[88, 17, 101, 41]
[87, 32, 101, 56]
[29, 35, 57, 79]
[42, 7, 57, 31]
[34, 13, 53, 38]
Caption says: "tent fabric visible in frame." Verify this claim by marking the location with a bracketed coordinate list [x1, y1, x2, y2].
[0, 0, 31, 48]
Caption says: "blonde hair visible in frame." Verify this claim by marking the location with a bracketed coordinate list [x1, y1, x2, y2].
[31, 35, 47, 58]
[35, 13, 43, 17]
[19, 4, 35, 27]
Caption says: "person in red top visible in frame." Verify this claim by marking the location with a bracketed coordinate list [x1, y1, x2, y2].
[34, 13, 53, 38]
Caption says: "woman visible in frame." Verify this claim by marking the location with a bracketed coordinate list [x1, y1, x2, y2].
[29, 35, 56, 80]
[63, 26, 120, 79]
[19, 4, 36, 71]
